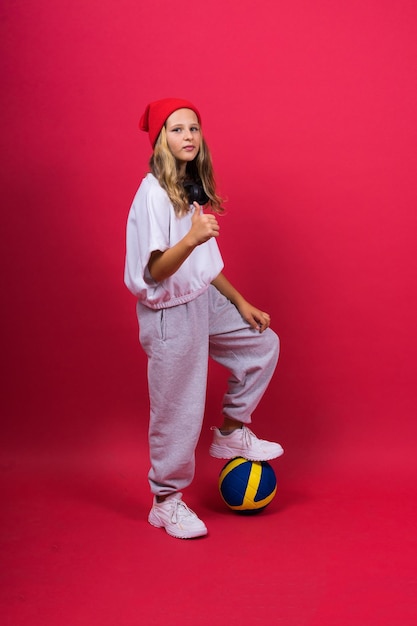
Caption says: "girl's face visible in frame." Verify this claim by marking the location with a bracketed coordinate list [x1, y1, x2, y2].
[165, 108, 201, 172]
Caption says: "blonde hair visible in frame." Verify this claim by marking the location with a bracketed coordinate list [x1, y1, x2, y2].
[150, 126, 224, 216]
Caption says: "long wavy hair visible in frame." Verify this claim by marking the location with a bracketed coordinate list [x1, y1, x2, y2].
[150, 126, 225, 216]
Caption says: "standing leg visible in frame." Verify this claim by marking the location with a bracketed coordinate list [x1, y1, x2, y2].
[137, 294, 209, 497]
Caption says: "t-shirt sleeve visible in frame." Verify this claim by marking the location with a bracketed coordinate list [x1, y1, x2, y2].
[124, 179, 171, 296]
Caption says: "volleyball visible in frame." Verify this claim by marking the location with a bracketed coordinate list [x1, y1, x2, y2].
[218, 457, 277, 513]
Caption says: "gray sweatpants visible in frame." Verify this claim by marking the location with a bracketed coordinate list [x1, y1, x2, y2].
[137, 285, 280, 496]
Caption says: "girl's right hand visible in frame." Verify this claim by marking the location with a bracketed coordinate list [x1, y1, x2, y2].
[189, 201, 220, 246]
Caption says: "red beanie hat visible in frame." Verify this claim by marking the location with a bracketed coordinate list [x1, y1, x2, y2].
[139, 98, 201, 147]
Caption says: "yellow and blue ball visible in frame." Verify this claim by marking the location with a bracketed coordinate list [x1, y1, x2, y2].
[218, 457, 277, 513]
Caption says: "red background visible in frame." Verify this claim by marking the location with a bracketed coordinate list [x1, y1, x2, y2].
[2, 1, 417, 625]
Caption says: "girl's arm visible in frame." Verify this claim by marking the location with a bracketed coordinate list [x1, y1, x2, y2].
[148, 202, 219, 282]
[211, 272, 271, 333]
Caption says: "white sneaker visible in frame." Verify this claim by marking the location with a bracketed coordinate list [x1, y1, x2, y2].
[148, 493, 208, 539]
[209, 426, 284, 461]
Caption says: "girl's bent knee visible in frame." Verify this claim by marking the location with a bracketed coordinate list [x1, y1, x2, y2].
[267, 328, 280, 362]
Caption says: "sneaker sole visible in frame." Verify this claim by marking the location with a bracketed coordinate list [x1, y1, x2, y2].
[148, 512, 208, 539]
[209, 444, 284, 462]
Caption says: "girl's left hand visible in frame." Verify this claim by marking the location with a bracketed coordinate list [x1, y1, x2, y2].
[238, 301, 271, 333]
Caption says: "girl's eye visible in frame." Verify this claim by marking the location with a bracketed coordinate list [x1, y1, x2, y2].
[170, 126, 199, 133]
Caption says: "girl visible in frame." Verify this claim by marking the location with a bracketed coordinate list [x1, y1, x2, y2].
[124, 98, 283, 539]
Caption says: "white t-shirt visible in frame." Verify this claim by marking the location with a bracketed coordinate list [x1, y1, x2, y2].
[124, 173, 224, 309]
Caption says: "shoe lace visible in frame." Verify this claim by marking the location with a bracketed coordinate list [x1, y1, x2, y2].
[241, 425, 257, 445]
[170, 499, 195, 524]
